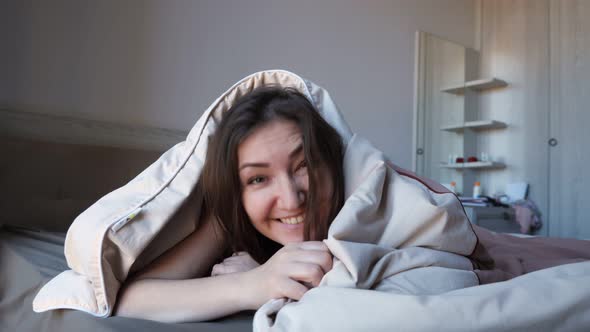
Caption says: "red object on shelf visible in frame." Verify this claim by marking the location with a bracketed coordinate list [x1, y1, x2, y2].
[455, 157, 464, 163]
[467, 156, 478, 162]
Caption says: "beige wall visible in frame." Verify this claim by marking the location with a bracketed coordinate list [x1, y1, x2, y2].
[4, 0, 474, 168]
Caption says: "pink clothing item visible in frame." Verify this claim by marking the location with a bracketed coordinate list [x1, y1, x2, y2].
[512, 199, 542, 234]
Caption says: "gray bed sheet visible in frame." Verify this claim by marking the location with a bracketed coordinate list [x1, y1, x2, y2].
[0, 225, 253, 332]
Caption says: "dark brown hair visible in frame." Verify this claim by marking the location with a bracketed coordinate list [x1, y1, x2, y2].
[200, 86, 344, 263]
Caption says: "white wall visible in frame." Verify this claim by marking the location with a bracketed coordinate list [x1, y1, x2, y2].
[6, 0, 474, 167]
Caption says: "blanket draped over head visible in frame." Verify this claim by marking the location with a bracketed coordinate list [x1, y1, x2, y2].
[33, 70, 590, 331]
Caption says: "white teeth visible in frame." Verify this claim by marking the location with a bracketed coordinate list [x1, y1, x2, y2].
[279, 214, 305, 225]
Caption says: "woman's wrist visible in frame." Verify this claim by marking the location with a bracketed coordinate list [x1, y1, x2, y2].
[237, 267, 266, 310]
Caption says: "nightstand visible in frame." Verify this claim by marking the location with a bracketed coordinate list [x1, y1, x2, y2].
[464, 206, 520, 233]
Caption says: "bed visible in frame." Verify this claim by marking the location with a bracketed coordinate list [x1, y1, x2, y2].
[4, 136, 588, 332]
[2, 69, 590, 331]
[0, 226, 252, 332]
[4, 221, 590, 332]
[0, 136, 252, 332]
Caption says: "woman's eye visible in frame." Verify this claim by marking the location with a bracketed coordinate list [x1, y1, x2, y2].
[247, 176, 266, 185]
[295, 160, 307, 172]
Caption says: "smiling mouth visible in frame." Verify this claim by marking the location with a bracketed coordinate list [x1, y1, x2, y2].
[276, 214, 305, 225]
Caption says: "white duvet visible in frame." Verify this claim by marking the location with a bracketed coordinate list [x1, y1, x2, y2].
[255, 261, 590, 331]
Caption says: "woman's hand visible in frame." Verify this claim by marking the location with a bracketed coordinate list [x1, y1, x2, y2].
[242, 241, 333, 309]
[211, 252, 260, 276]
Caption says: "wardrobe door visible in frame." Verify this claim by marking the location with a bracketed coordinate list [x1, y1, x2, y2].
[549, 0, 590, 239]
[414, 32, 465, 189]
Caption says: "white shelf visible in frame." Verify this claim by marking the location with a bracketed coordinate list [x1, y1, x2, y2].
[441, 78, 508, 95]
[440, 161, 506, 169]
[441, 120, 507, 132]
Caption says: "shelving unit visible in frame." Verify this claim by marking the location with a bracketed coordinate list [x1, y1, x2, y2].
[440, 120, 507, 132]
[438, 77, 508, 195]
[440, 161, 505, 169]
[440, 78, 507, 94]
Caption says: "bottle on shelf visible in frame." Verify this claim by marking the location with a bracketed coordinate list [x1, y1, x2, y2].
[450, 181, 456, 193]
[473, 181, 482, 198]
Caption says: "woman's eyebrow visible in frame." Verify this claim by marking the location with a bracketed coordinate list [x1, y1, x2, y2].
[289, 143, 303, 159]
[239, 162, 269, 171]
[239, 143, 303, 171]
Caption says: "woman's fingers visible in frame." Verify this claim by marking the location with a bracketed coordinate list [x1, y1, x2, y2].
[282, 242, 333, 274]
[211, 252, 260, 276]
[224, 254, 255, 264]
[286, 262, 326, 287]
[278, 277, 309, 301]
[291, 241, 328, 251]
[211, 262, 248, 276]
[291, 249, 333, 274]
[240, 242, 334, 306]
[210, 263, 226, 276]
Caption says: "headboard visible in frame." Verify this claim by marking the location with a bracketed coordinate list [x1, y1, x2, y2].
[0, 136, 162, 232]
[0, 108, 189, 231]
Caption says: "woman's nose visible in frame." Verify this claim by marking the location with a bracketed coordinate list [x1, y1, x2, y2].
[276, 176, 306, 210]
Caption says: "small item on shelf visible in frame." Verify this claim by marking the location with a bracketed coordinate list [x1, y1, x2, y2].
[467, 156, 479, 162]
[473, 181, 482, 198]
[480, 152, 489, 162]
[450, 181, 456, 193]
[459, 195, 507, 208]
[459, 196, 489, 207]
[505, 182, 529, 203]
[455, 157, 464, 163]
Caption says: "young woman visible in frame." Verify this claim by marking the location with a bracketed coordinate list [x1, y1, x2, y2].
[114, 87, 346, 322]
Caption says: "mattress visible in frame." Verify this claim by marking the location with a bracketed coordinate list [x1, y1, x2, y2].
[0, 225, 253, 332]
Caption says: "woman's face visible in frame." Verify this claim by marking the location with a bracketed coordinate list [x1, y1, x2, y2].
[237, 119, 331, 245]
